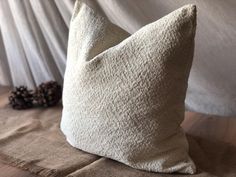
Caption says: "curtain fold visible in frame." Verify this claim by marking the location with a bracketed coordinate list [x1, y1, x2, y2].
[0, 0, 236, 116]
[0, 30, 12, 86]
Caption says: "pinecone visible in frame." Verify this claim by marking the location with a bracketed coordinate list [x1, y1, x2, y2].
[33, 81, 62, 107]
[9, 86, 33, 110]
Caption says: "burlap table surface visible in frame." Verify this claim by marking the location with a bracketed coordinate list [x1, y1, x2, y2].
[0, 87, 236, 177]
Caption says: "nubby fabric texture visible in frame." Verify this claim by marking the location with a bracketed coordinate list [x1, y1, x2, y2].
[61, 0, 197, 174]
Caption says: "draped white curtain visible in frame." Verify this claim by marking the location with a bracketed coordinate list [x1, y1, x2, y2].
[0, 0, 236, 116]
[0, 0, 74, 88]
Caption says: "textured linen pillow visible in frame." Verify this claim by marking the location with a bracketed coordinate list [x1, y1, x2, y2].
[61, 0, 197, 174]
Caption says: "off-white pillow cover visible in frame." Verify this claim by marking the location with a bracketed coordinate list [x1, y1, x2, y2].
[61, 0, 197, 174]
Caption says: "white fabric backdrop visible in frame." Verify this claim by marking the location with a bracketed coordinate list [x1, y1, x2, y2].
[0, 0, 74, 88]
[0, 0, 236, 116]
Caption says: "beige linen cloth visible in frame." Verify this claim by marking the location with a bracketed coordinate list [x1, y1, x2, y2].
[61, 2, 196, 174]
[0, 87, 236, 177]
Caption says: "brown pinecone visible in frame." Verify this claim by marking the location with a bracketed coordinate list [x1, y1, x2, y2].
[9, 86, 33, 110]
[33, 81, 62, 107]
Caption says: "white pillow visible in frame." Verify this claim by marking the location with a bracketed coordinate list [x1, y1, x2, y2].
[61, 1, 197, 174]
